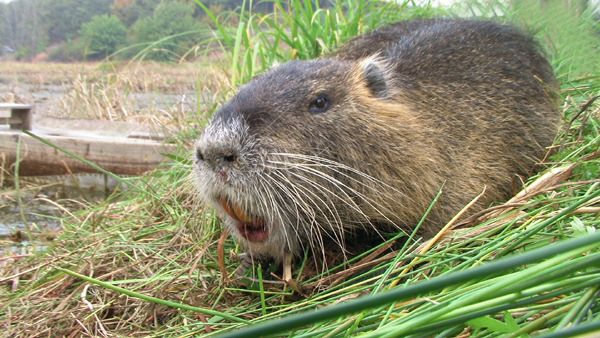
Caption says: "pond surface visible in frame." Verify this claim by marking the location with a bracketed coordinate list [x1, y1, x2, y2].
[1, 183, 76, 253]
[0, 175, 131, 256]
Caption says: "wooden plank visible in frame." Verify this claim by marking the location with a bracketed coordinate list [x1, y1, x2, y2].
[0, 103, 33, 110]
[0, 103, 33, 130]
[0, 131, 176, 176]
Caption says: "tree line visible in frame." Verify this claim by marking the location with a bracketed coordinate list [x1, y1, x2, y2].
[0, 0, 275, 62]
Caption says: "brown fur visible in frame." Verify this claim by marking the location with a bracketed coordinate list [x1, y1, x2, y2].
[193, 18, 559, 262]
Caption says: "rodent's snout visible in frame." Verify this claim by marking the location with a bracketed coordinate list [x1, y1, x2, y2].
[195, 143, 240, 177]
[195, 147, 237, 166]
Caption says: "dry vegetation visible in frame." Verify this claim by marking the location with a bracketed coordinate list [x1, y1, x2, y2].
[0, 61, 202, 90]
[1, 0, 600, 336]
[0, 60, 230, 129]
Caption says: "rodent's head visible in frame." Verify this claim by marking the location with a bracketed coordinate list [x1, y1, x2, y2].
[194, 58, 407, 262]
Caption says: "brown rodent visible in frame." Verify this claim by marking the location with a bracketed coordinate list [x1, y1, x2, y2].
[193, 18, 559, 263]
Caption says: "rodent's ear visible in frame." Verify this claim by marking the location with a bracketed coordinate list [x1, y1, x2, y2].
[360, 57, 391, 99]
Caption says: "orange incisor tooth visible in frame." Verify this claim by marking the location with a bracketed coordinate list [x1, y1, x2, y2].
[220, 198, 252, 223]
[233, 203, 252, 223]
[220, 198, 232, 216]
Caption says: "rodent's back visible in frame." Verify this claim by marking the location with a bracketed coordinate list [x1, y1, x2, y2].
[334, 19, 559, 232]
[335, 19, 556, 85]
[194, 18, 559, 261]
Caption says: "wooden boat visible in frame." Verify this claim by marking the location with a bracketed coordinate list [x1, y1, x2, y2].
[0, 103, 176, 176]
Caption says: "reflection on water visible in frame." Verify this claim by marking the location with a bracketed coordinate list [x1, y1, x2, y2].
[0, 177, 124, 256]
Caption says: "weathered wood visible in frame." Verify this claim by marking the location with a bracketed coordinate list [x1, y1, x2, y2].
[0, 103, 33, 130]
[0, 111, 177, 176]
[0, 131, 176, 176]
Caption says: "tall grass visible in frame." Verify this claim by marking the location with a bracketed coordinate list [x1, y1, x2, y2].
[193, 0, 447, 87]
[507, 0, 599, 82]
[1, 0, 599, 336]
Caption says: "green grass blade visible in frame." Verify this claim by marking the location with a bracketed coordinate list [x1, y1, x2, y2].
[215, 231, 600, 337]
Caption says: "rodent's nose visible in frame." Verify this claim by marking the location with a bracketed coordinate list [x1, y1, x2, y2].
[196, 147, 238, 169]
[196, 148, 205, 162]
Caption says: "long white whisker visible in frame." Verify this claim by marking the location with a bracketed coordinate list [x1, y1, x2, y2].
[269, 170, 347, 255]
[267, 153, 406, 231]
[271, 152, 408, 197]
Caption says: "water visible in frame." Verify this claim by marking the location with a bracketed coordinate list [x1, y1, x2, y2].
[1, 183, 67, 253]
[0, 177, 126, 255]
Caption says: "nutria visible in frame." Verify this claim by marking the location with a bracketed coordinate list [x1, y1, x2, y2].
[193, 18, 559, 264]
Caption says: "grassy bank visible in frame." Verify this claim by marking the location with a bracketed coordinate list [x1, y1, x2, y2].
[0, 61, 229, 126]
[0, 61, 205, 92]
[1, 0, 599, 336]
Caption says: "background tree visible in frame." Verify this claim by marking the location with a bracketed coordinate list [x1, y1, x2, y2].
[79, 14, 127, 59]
[0, 0, 49, 60]
[42, 0, 113, 44]
[110, 0, 160, 27]
[129, 1, 203, 61]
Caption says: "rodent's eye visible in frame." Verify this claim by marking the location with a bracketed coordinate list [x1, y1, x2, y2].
[309, 95, 330, 114]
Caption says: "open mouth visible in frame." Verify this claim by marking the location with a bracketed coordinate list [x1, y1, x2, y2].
[219, 197, 268, 243]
